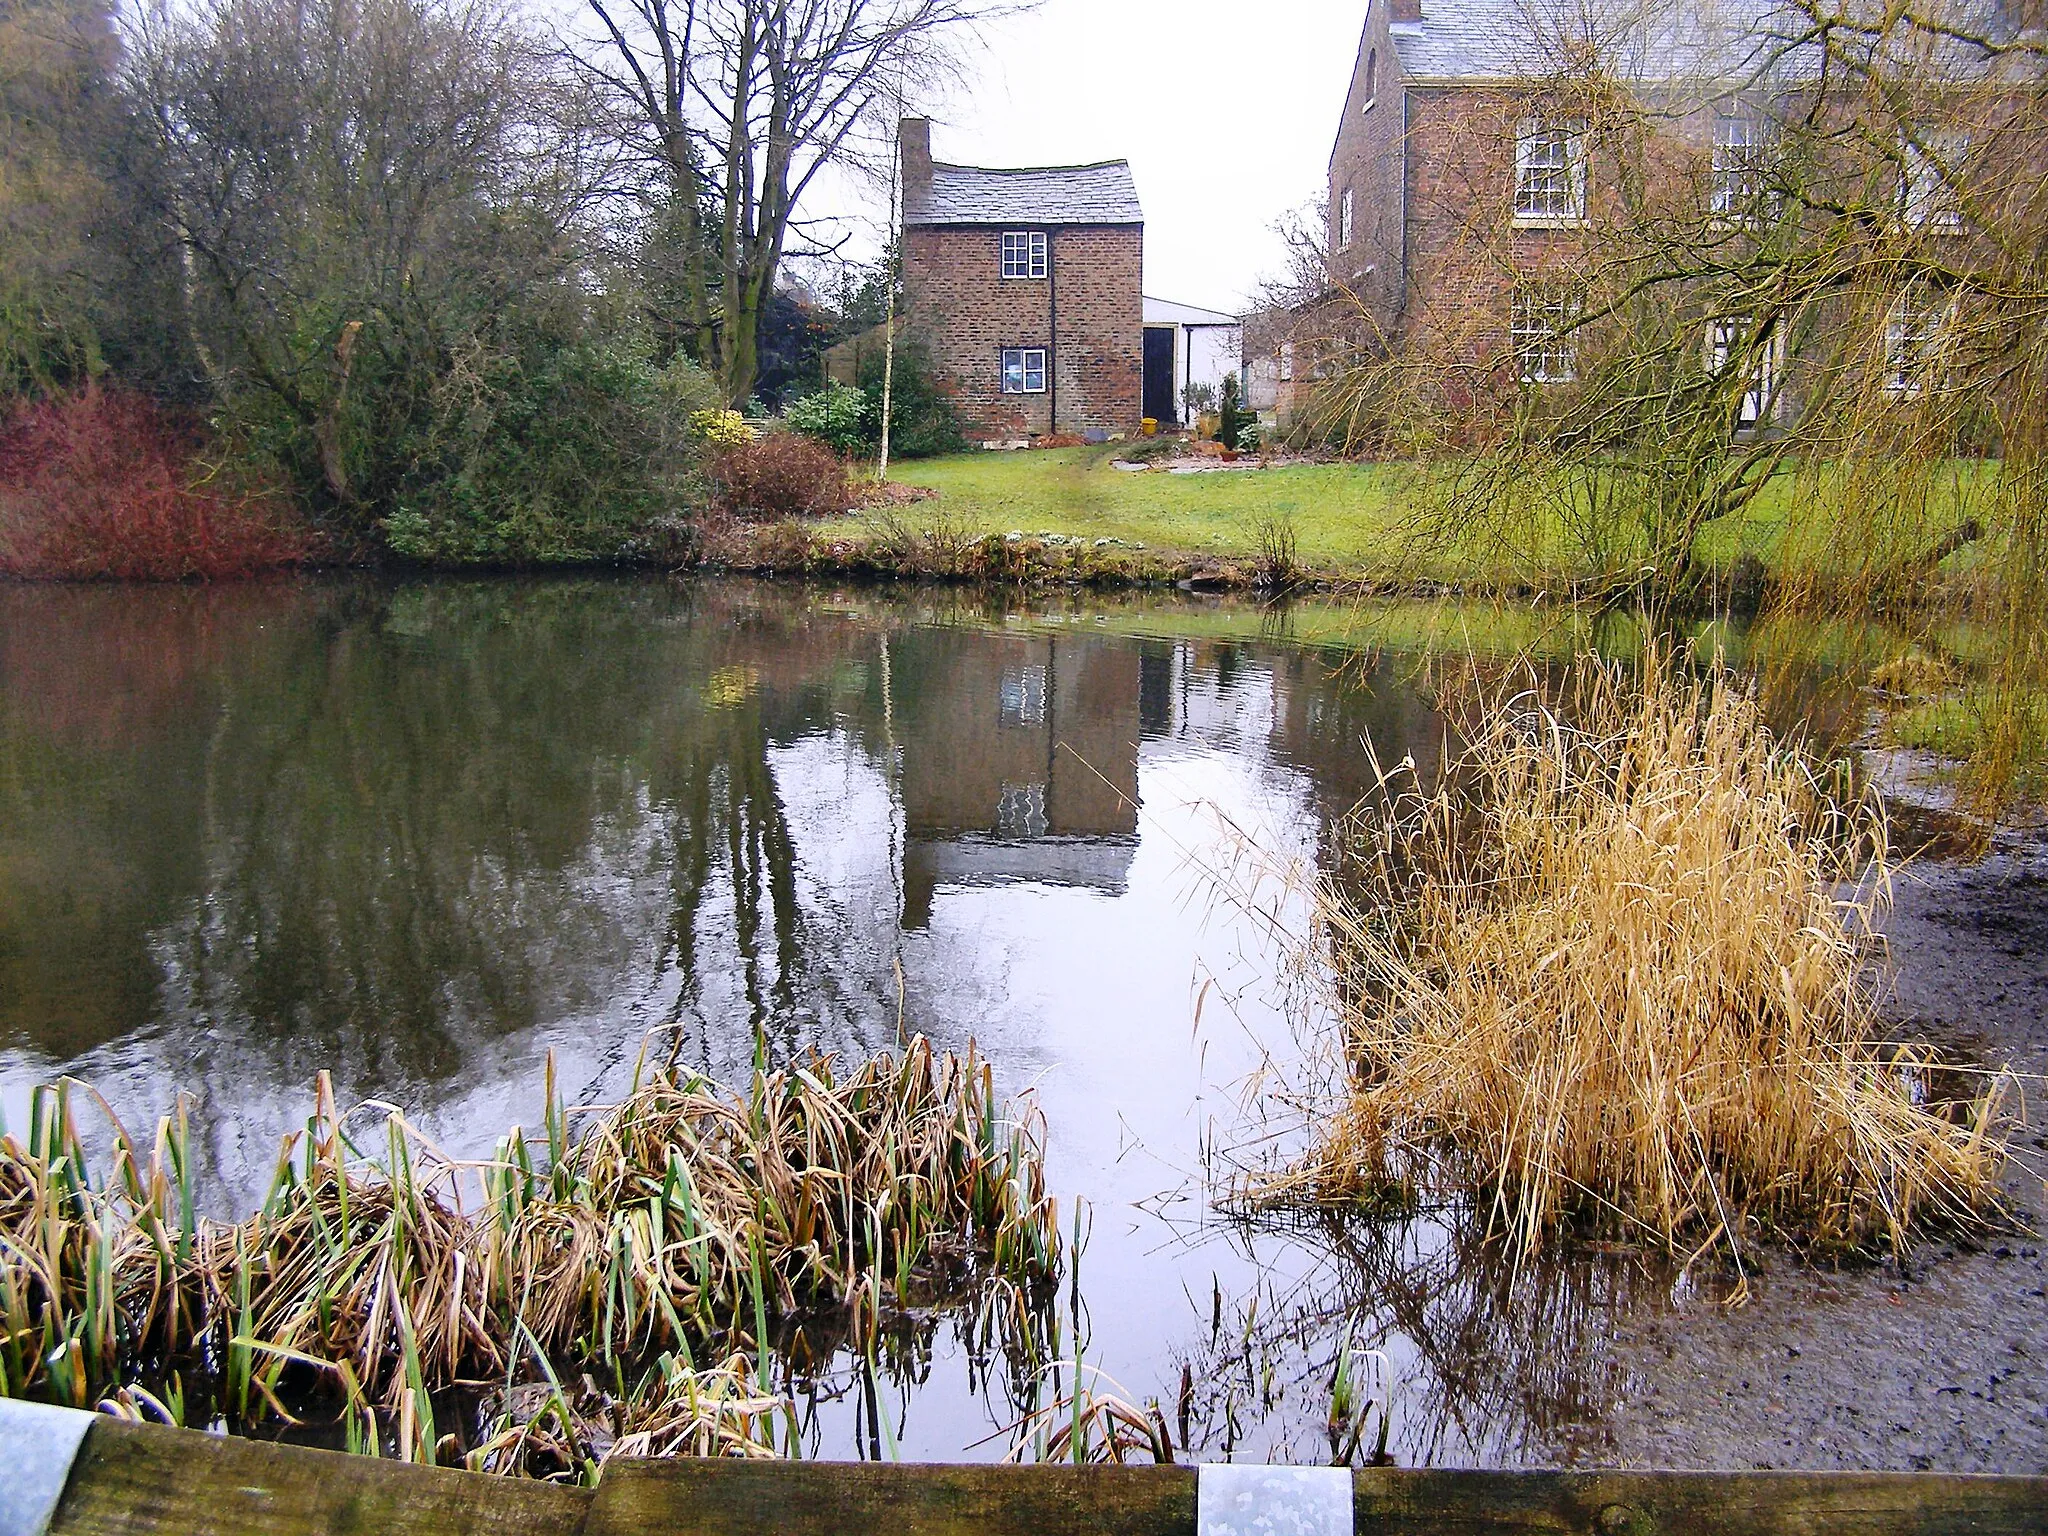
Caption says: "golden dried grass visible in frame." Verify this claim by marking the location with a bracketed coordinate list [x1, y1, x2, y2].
[1259, 652, 2008, 1271]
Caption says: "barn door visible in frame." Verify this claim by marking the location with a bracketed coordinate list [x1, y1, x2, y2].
[1142, 328, 1177, 423]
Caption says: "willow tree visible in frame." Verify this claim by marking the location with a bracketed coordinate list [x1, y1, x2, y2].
[572, 0, 1010, 404]
[1302, 0, 2048, 817]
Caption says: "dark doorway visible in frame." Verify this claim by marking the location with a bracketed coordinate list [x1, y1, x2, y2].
[1142, 327, 1177, 423]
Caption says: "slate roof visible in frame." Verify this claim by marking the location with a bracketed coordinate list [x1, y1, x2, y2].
[1389, 0, 1812, 83]
[905, 160, 1143, 227]
[1389, 0, 2025, 85]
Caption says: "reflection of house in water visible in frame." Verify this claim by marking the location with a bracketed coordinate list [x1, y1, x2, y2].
[894, 631, 1140, 928]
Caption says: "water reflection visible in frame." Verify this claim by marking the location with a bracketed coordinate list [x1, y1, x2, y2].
[0, 575, 1831, 1465]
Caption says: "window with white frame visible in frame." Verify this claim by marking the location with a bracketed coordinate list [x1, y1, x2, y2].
[1340, 187, 1355, 248]
[1884, 285, 1953, 394]
[1001, 347, 1047, 394]
[1710, 115, 1774, 222]
[1001, 230, 1048, 279]
[1279, 342, 1295, 382]
[1511, 282, 1580, 384]
[1901, 130, 1968, 234]
[1513, 119, 1587, 223]
[1363, 48, 1378, 109]
[1706, 316, 1784, 427]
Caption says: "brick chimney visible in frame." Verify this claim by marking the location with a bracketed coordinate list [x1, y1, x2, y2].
[1389, 0, 1421, 20]
[898, 118, 933, 206]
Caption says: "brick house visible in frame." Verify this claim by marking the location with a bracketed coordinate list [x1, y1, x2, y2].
[899, 119, 1144, 442]
[1254, 0, 2042, 431]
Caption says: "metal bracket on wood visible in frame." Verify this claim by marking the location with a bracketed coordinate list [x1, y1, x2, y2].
[1197, 1464, 1354, 1536]
[0, 1400, 95, 1536]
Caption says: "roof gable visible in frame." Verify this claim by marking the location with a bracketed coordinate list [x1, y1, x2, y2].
[905, 160, 1143, 226]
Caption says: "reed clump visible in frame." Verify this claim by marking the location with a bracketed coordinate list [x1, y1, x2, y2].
[1259, 653, 2008, 1268]
[0, 1036, 1060, 1467]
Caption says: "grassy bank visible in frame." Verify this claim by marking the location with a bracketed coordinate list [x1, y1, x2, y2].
[703, 447, 1814, 593]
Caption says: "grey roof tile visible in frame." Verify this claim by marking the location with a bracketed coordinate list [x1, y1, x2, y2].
[906, 160, 1143, 226]
[1390, 0, 2021, 85]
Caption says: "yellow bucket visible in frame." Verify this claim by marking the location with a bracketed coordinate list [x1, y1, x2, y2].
[1140, 418, 1158, 436]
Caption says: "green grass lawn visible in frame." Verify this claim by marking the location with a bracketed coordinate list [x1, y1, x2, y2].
[876, 446, 1805, 582]
[869, 446, 2005, 591]
[882, 447, 1411, 567]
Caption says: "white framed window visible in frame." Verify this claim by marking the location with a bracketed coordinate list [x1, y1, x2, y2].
[1901, 130, 1968, 234]
[1279, 342, 1295, 382]
[1511, 282, 1580, 384]
[1710, 115, 1774, 222]
[1513, 119, 1587, 223]
[1340, 187, 1355, 248]
[1363, 48, 1378, 110]
[1001, 347, 1047, 394]
[1884, 284, 1954, 394]
[1706, 316, 1784, 427]
[1001, 230, 1048, 279]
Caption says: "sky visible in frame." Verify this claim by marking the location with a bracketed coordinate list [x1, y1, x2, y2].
[807, 1, 1370, 314]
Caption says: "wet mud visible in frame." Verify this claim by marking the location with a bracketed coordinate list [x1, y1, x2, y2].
[1557, 839, 2048, 1472]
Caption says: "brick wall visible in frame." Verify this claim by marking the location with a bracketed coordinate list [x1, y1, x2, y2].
[903, 224, 1143, 440]
[1326, 0, 1407, 334]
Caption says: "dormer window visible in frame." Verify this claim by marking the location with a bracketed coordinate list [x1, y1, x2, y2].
[1513, 119, 1587, 224]
[1001, 231, 1048, 279]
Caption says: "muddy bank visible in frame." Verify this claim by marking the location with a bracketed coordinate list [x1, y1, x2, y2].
[1554, 839, 2048, 1472]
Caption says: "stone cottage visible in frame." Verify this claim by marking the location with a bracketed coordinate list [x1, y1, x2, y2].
[898, 119, 1144, 442]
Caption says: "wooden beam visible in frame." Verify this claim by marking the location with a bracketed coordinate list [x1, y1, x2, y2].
[585, 1461, 1194, 1536]
[38, 1419, 2048, 1536]
[47, 1418, 594, 1536]
[587, 1461, 2048, 1536]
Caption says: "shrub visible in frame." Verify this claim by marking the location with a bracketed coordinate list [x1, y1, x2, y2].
[707, 432, 851, 520]
[690, 408, 753, 451]
[1218, 372, 1253, 456]
[856, 342, 965, 460]
[380, 345, 704, 567]
[0, 387, 311, 580]
[785, 384, 870, 454]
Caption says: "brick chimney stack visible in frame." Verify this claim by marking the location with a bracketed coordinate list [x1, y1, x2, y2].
[898, 117, 933, 207]
[1389, 0, 1421, 20]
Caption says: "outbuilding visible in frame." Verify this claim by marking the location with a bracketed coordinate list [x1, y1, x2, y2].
[1141, 298, 1245, 426]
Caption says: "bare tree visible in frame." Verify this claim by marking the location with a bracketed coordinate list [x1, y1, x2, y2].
[128, 0, 579, 520]
[571, 0, 1011, 404]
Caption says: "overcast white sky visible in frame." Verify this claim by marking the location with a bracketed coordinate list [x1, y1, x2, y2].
[806, 1, 1369, 314]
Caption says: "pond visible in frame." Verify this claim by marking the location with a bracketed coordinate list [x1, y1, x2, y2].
[0, 575, 1930, 1466]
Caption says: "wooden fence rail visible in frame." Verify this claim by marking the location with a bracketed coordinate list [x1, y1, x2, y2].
[21, 1415, 2048, 1536]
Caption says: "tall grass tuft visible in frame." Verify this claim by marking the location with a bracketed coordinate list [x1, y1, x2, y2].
[1256, 652, 2008, 1271]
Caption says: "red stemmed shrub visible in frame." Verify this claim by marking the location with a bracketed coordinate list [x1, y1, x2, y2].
[707, 431, 852, 521]
[0, 387, 313, 581]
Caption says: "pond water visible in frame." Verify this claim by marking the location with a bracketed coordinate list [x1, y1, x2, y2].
[0, 576, 1869, 1465]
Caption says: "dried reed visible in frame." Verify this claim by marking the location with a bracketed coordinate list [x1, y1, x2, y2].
[1257, 652, 2009, 1270]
